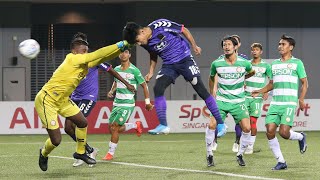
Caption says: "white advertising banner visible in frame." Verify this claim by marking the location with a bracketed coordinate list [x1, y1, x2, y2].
[0, 99, 317, 134]
[167, 99, 316, 133]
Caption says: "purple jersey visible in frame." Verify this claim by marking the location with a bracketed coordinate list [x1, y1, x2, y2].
[142, 19, 191, 64]
[71, 63, 111, 101]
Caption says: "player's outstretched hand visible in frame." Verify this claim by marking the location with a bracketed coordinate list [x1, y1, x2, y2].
[145, 73, 153, 83]
[299, 99, 305, 111]
[145, 103, 154, 111]
[193, 45, 202, 56]
[127, 84, 136, 93]
[251, 90, 260, 98]
[262, 93, 268, 100]
[107, 91, 114, 98]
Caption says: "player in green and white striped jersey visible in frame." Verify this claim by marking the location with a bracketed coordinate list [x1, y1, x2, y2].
[209, 36, 255, 166]
[244, 43, 272, 154]
[102, 50, 154, 161]
[252, 35, 308, 170]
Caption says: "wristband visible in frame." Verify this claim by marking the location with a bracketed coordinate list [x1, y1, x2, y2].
[145, 98, 150, 104]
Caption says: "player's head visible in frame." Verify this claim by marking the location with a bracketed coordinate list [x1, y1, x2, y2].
[119, 49, 131, 62]
[251, 43, 263, 59]
[221, 36, 238, 55]
[278, 34, 295, 55]
[70, 32, 89, 54]
[123, 22, 149, 45]
[231, 34, 241, 52]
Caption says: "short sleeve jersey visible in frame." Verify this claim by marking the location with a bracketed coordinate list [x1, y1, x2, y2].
[210, 56, 253, 103]
[269, 57, 307, 106]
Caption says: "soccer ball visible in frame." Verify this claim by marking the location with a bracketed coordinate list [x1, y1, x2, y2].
[18, 39, 40, 59]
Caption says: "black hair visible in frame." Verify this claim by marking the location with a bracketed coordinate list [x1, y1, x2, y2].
[70, 32, 89, 49]
[280, 34, 295, 48]
[122, 22, 142, 44]
[221, 35, 238, 48]
[231, 34, 241, 43]
[251, 43, 263, 50]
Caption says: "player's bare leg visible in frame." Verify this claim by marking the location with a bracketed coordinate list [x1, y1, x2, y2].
[102, 123, 120, 160]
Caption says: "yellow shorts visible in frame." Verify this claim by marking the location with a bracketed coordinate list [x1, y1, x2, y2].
[35, 90, 80, 130]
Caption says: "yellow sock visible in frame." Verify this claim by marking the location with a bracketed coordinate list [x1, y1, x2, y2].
[41, 138, 56, 157]
[75, 127, 87, 154]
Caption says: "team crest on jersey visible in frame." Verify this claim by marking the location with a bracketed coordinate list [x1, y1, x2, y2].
[287, 64, 293, 69]
[236, 67, 242, 72]
[258, 67, 264, 72]
[119, 117, 124, 122]
[286, 117, 291, 122]
[154, 41, 168, 51]
[50, 120, 56, 126]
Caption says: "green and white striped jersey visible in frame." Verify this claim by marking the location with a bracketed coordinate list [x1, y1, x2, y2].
[113, 63, 145, 107]
[245, 60, 272, 98]
[270, 57, 307, 106]
[210, 56, 253, 103]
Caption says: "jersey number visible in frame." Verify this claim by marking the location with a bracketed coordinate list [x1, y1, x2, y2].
[286, 107, 294, 116]
[189, 65, 200, 75]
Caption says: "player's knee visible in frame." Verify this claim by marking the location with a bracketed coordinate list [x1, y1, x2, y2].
[51, 138, 61, 147]
[242, 126, 251, 133]
[279, 130, 290, 139]
[265, 130, 276, 139]
[191, 77, 210, 100]
[76, 119, 88, 128]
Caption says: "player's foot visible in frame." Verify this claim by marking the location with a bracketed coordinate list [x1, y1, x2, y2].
[212, 142, 218, 151]
[88, 148, 99, 167]
[272, 162, 287, 170]
[136, 121, 143, 137]
[244, 144, 253, 154]
[236, 154, 245, 166]
[73, 159, 84, 167]
[102, 153, 113, 161]
[73, 152, 96, 165]
[148, 124, 170, 135]
[298, 132, 307, 154]
[207, 155, 214, 167]
[232, 143, 239, 153]
[217, 123, 228, 137]
[39, 148, 48, 171]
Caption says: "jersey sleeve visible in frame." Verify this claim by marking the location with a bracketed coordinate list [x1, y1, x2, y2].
[245, 61, 253, 73]
[151, 19, 184, 34]
[99, 62, 112, 71]
[297, 60, 307, 79]
[266, 63, 272, 79]
[210, 61, 217, 77]
[134, 68, 145, 85]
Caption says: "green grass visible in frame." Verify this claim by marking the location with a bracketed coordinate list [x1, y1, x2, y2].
[0, 132, 318, 180]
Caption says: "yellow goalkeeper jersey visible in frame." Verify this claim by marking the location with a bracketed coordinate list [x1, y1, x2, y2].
[42, 44, 120, 101]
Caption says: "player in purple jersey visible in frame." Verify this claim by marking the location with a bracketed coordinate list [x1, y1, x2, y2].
[63, 33, 136, 167]
[123, 19, 227, 165]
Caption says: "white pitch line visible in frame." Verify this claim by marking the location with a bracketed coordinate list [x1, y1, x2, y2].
[0, 140, 199, 145]
[50, 155, 284, 180]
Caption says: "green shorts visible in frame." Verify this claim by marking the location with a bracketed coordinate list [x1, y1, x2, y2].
[245, 97, 263, 118]
[216, 100, 250, 124]
[109, 106, 134, 126]
[265, 105, 296, 126]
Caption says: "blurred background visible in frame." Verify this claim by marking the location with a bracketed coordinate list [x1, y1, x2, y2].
[0, 0, 319, 102]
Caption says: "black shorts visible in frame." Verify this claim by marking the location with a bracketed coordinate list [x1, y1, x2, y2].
[73, 99, 96, 117]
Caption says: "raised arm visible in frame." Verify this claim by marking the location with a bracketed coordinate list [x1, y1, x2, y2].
[182, 27, 201, 55]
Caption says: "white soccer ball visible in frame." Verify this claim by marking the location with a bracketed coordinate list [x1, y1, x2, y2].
[18, 39, 40, 59]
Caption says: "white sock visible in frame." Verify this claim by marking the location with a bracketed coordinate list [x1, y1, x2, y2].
[250, 135, 256, 148]
[237, 131, 251, 156]
[108, 141, 118, 155]
[205, 127, 215, 156]
[124, 123, 137, 131]
[289, 130, 303, 141]
[268, 137, 285, 163]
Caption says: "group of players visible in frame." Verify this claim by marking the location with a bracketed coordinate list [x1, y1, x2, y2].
[34, 18, 308, 172]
